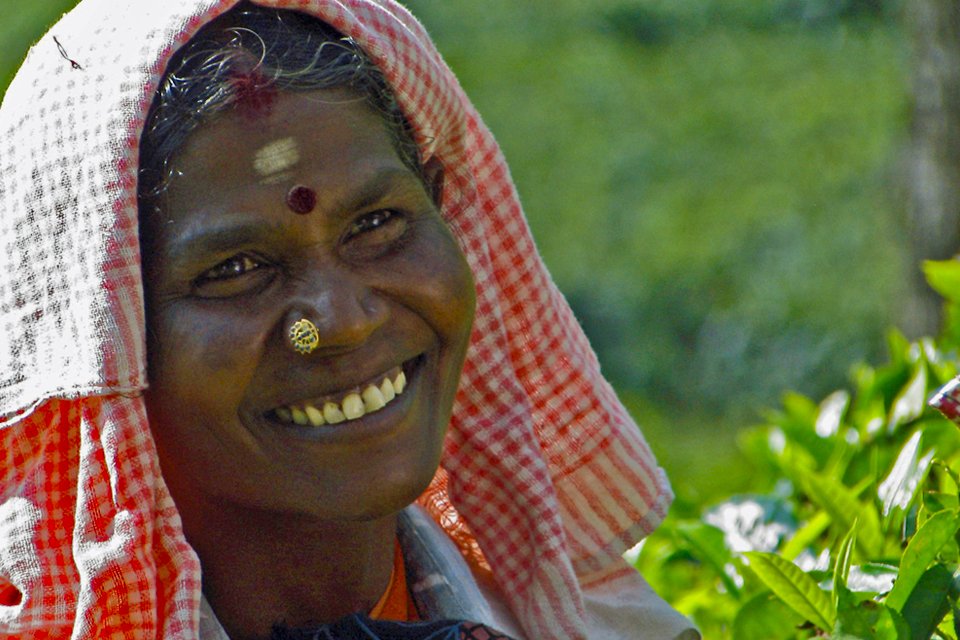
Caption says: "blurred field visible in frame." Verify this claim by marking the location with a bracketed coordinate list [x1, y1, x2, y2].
[3, 0, 912, 506]
[405, 0, 910, 504]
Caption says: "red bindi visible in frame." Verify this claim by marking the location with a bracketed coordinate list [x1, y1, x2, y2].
[286, 185, 317, 214]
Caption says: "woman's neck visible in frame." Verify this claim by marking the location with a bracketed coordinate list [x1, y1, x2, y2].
[182, 499, 398, 640]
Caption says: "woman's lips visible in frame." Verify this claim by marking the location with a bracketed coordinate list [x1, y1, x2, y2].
[269, 356, 420, 427]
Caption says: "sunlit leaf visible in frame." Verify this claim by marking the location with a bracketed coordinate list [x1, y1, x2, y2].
[781, 511, 831, 561]
[832, 600, 910, 640]
[923, 491, 959, 516]
[618, 302, 960, 634]
[745, 551, 836, 631]
[732, 592, 805, 640]
[935, 607, 957, 640]
[817, 390, 850, 438]
[776, 392, 836, 462]
[878, 431, 934, 517]
[846, 563, 898, 595]
[887, 330, 912, 368]
[900, 564, 954, 640]
[886, 509, 960, 611]
[834, 524, 857, 609]
[933, 459, 960, 496]
[675, 522, 741, 596]
[924, 260, 960, 304]
[791, 464, 884, 558]
[888, 364, 927, 432]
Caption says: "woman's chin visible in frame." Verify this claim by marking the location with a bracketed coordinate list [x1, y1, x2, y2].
[214, 456, 441, 524]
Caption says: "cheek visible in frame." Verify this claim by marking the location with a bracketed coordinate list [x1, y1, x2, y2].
[147, 304, 268, 414]
[436, 254, 476, 345]
[402, 222, 476, 342]
[144, 305, 277, 496]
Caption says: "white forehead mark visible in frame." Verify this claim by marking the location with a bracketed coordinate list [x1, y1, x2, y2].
[253, 137, 300, 184]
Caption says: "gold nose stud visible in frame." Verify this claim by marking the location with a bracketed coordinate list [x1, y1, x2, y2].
[289, 318, 320, 355]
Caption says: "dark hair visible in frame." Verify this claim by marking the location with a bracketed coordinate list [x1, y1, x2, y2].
[138, 1, 422, 202]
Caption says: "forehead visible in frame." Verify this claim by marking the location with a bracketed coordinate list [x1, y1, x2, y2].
[167, 89, 404, 192]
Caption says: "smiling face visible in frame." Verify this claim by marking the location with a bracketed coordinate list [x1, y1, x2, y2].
[140, 89, 475, 521]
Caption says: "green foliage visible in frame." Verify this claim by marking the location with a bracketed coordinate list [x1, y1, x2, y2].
[745, 551, 837, 630]
[636, 264, 960, 638]
[404, 0, 909, 431]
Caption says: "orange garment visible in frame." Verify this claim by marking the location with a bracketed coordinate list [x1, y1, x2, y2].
[368, 541, 419, 622]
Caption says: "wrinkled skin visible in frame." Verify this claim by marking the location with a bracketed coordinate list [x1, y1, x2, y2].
[140, 89, 475, 637]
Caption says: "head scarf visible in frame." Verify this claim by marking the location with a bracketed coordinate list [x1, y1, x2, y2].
[0, 1, 673, 637]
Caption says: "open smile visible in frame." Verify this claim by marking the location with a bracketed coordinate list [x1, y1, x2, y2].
[268, 355, 423, 427]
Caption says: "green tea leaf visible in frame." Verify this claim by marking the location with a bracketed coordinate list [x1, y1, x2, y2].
[732, 592, 805, 640]
[888, 364, 927, 433]
[834, 524, 857, 609]
[900, 564, 954, 640]
[933, 459, 960, 497]
[886, 509, 960, 611]
[878, 430, 934, 517]
[933, 607, 956, 640]
[923, 491, 959, 515]
[887, 330, 913, 368]
[846, 563, 898, 594]
[781, 511, 831, 561]
[745, 551, 836, 631]
[817, 390, 850, 438]
[833, 594, 910, 640]
[791, 464, 884, 558]
[924, 260, 960, 303]
[676, 522, 741, 597]
[776, 392, 836, 462]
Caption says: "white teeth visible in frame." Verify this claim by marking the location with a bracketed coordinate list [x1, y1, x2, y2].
[290, 407, 309, 426]
[342, 393, 364, 420]
[380, 378, 396, 402]
[362, 385, 386, 412]
[304, 404, 325, 427]
[276, 364, 413, 426]
[323, 401, 346, 424]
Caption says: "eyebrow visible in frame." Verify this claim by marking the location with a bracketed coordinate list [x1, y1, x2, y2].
[331, 166, 426, 215]
[165, 166, 427, 260]
[167, 221, 277, 262]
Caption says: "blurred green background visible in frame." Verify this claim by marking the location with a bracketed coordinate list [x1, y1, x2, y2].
[2, 0, 912, 507]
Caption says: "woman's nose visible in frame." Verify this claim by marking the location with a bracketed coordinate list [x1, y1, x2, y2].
[285, 269, 388, 355]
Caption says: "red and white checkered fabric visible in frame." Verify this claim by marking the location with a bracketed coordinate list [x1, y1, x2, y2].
[0, 1, 673, 637]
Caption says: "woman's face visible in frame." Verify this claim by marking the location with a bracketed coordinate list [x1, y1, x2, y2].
[141, 89, 475, 521]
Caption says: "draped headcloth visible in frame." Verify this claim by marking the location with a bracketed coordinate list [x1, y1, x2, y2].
[0, 1, 674, 637]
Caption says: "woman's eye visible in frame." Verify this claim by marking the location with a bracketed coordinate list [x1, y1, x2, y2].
[197, 254, 263, 283]
[192, 254, 272, 298]
[347, 210, 403, 240]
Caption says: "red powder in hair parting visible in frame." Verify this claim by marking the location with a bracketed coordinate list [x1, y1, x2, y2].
[286, 185, 317, 214]
[230, 68, 277, 120]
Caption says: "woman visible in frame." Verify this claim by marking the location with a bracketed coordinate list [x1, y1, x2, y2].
[0, 1, 697, 638]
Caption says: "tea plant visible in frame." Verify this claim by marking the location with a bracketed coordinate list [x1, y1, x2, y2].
[637, 262, 960, 639]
